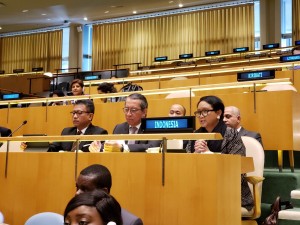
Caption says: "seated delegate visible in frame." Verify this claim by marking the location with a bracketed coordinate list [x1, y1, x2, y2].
[186, 95, 254, 211]
[48, 99, 108, 152]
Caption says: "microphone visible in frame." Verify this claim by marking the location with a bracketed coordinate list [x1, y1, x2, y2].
[5, 120, 27, 177]
[8, 120, 28, 137]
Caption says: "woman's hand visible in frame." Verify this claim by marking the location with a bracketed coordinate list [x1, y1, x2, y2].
[194, 140, 209, 153]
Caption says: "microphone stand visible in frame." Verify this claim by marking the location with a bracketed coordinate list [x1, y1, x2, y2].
[5, 121, 27, 178]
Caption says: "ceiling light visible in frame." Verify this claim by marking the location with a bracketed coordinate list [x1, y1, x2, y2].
[83, 17, 88, 21]
[178, 4, 183, 8]
[133, 11, 137, 14]
[104, 11, 109, 13]
[169, 1, 174, 3]
[0, 27, 2, 30]
[47, 19, 51, 21]
[22, 9, 29, 13]
[41, 13, 47, 16]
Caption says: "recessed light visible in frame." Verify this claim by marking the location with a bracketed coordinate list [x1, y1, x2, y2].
[133, 11, 137, 14]
[47, 18, 51, 21]
[0, 27, 2, 30]
[83, 17, 88, 21]
[169, 1, 174, 3]
[22, 9, 29, 13]
[178, 3, 183, 8]
[104, 11, 109, 14]
[41, 13, 47, 16]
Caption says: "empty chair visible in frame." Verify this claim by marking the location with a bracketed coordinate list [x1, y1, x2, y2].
[241, 136, 265, 224]
[24, 212, 64, 225]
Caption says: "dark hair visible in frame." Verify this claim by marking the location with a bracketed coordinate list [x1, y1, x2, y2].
[80, 164, 112, 193]
[71, 79, 84, 88]
[126, 93, 148, 110]
[75, 99, 95, 114]
[49, 90, 65, 97]
[292, 46, 300, 55]
[197, 95, 224, 120]
[64, 190, 122, 225]
[97, 83, 117, 93]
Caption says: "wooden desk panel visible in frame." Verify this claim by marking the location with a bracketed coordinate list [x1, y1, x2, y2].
[0, 153, 242, 225]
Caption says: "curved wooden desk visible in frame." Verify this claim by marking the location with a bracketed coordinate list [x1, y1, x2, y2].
[0, 133, 253, 225]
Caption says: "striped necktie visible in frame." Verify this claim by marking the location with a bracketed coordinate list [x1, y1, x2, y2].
[71, 130, 82, 151]
[128, 127, 137, 145]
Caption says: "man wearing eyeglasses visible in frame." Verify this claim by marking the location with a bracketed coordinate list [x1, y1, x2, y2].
[223, 106, 263, 146]
[105, 93, 161, 152]
[48, 99, 108, 152]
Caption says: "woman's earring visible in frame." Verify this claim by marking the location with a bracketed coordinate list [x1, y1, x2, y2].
[217, 115, 220, 120]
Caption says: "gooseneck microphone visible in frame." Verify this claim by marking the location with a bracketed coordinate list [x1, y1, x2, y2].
[8, 120, 27, 137]
[5, 120, 28, 177]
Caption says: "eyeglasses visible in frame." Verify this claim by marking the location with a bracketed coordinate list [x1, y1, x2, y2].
[123, 107, 142, 114]
[70, 110, 90, 116]
[194, 110, 214, 118]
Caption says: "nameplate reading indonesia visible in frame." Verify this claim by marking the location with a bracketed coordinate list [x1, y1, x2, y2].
[141, 116, 195, 133]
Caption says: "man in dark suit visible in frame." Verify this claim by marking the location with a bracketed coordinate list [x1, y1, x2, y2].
[48, 99, 108, 152]
[106, 93, 161, 152]
[76, 164, 143, 225]
[223, 106, 263, 146]
[0, 126, 12, 137]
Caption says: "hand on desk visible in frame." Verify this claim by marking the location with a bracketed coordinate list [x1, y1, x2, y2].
[20, 142, 27, 151]
[88, 141, 102, 153]
[194, 140, 212, 154]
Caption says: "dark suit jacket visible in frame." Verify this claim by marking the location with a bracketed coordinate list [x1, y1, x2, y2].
[48, 124, 108, 152]
[0, 126, 12, 137]
[239, 127, 263, 147]
[113, 122, 161, 152]
[121, 208, 143, 225]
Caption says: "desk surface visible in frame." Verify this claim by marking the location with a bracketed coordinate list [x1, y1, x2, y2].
[0, 152, 250, 225]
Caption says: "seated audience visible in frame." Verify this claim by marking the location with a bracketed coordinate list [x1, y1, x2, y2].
[223, 106, 263, 146]
[48, 90, 66, 106]
[64, 190, 123, 225]
[70, 79, 85, 96]
[104, 93, 161, 152]
[97, 82, 118, 103]
[76, 164, 143, 225]
[0, 126, 11, 137]
[168, 104, 186, 117]
[48, 99, 108, 152]
[185, 95, 253, 211]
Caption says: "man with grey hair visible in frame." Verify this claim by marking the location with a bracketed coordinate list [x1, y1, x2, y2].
[223, 106, 263, 146]
[105, 93, 161, 152]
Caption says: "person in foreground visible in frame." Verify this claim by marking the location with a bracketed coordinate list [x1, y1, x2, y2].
[185, 95, 254, 211]
[105, 93, 161, 152]
[48, 99, 108, 152]
[223, 106, 263, 146]
[64, 189, 123, 225]
[76, 164, 143, 225]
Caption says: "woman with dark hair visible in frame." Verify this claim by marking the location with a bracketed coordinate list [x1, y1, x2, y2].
[71, 79, 84, 96]
[186, 95, 254, 211]
[97, 82, 118, 103]
[64, 190, 123, 225]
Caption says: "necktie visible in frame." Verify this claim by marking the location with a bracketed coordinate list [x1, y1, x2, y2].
[71, 130, 82, 151]
[128, 127, 137, 145]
